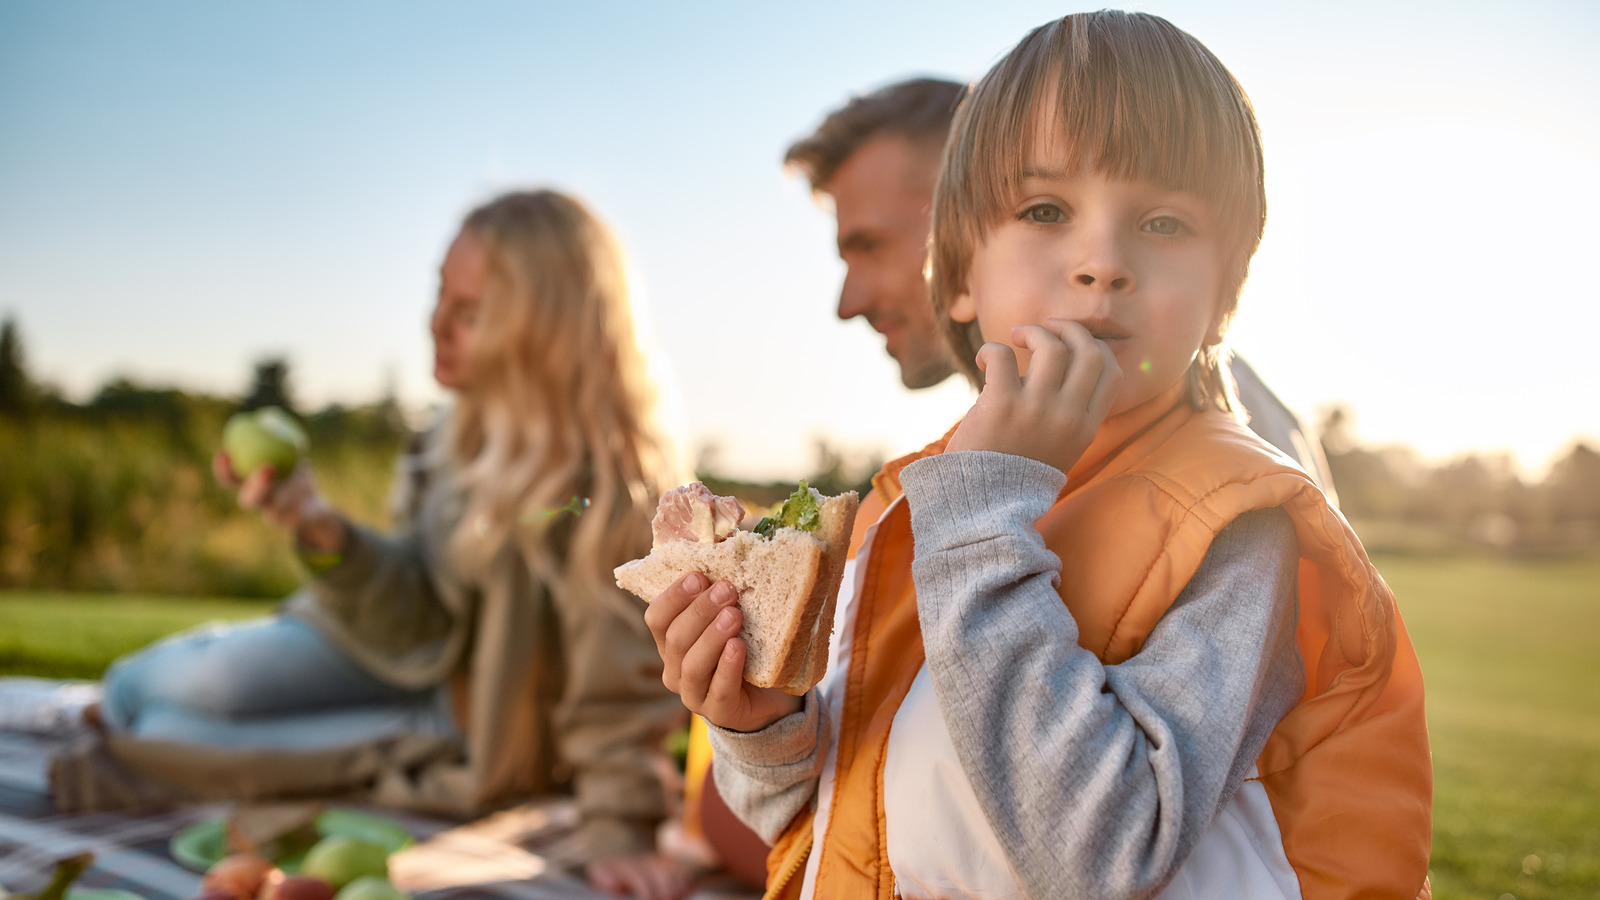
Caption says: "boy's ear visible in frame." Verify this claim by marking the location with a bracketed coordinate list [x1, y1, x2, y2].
[949, 291, 977, 324]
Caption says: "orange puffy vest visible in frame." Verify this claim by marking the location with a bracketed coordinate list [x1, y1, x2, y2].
[764, 385, 1432, 900]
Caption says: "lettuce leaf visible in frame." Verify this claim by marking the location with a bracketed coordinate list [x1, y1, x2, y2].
[779, 480, 821, 532]
[752, 480, 822, 538]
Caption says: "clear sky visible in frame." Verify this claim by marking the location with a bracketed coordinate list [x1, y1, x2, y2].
[3, 0, 1597, 481]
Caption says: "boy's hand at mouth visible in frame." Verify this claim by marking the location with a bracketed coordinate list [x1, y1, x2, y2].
[946, 318, 1122, 474]
[644, 572, 803, 733]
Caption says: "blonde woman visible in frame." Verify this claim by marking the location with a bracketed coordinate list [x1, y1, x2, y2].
[72, 191, 691, 899]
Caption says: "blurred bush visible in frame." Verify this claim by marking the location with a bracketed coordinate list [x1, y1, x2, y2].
[1320, 405, 1600, 555]
[0, 317, 405, 597]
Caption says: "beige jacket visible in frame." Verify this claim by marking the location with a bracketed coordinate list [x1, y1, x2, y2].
[53, 423, 685, 861]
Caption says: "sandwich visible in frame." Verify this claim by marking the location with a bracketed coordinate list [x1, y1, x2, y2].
[615, 481, 858, 695]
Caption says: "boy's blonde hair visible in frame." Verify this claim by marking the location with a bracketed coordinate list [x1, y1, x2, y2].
[448, 190, 679, 618]
[930, 10, 1264, 411]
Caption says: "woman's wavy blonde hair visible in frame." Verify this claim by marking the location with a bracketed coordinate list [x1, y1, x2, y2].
[445, 190, 679, 614]
[930, 10, 1265, 413]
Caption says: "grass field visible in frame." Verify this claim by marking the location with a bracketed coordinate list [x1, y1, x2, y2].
[2, 553, 1597, 897]
[0, 592, 277, 679]
[1380, 553, 1600, 900]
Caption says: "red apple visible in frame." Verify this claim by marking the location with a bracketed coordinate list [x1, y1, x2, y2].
[202, 853, 281, 900]
[265, 875, 337, 900]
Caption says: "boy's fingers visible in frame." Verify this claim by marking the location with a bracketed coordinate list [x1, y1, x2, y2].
[704, 638, 749, 720]
[1053, 323, 1105, 394]
[974, 342, 1021, 392]
[1042, 319, 1116, 405]
[661, 580, 739, 664]
[1085, 340, 1123, 417]
[678, 606, 743, 708]
[643, 572, 709, 647]
[1011, 324, 1070, 389]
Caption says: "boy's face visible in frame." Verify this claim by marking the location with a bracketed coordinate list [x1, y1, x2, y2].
[949, 133, 1227, 417]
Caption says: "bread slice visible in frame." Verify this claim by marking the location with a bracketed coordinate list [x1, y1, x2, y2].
[616, 488, 858, 695]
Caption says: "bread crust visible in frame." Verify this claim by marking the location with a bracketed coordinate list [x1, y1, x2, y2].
[778, 491, 858, 693]
[615, 488, 858, 695]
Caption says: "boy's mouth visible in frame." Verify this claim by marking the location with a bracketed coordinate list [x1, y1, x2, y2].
[1076, 318, 1130, 342]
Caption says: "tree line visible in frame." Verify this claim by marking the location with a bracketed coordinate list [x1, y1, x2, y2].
[1, 316, 407, 596]
[1, 314, 1597, 598]
[1319, 406, 1600, 554]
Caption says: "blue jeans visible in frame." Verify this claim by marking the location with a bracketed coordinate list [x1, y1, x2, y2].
[101, 615, 457, 751]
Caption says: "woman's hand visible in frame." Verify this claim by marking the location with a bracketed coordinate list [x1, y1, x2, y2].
[643, 573, 802, 734]
[213, 453, 346, 555]
[585, 852, 691, 900]
[946, 318, 1122, 475]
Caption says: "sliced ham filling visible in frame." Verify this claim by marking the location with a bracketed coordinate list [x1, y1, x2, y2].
[652, 483, 746, 548]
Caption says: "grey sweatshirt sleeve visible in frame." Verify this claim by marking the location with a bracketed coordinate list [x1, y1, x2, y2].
[901, 450, 1303, 900]
[705, 690, 827, 844]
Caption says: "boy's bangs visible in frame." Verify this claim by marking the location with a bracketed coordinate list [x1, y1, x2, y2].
[958, 13, 1263, 247]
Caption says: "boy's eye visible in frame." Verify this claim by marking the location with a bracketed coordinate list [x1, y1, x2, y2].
[1021, 203, 1064, 224]
[1144, 216, 1185, 236]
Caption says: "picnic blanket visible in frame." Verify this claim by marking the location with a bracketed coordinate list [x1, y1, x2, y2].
[0, 679, 756, 900]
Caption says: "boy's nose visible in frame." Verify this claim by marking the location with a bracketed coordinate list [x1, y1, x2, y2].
[1070, 231, 1135, 292]
[1075, 271, 1131, 290]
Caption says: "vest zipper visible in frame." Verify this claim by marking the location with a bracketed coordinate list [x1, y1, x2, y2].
[763, 831, 813, 900]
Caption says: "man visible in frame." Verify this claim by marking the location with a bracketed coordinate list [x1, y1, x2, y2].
[784, 79, 962, 391]
[783, 77, 1335, 493]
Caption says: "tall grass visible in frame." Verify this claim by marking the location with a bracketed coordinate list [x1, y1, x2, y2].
[0, 407, 400, 598]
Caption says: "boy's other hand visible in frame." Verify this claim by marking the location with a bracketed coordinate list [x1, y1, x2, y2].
[585, 852, 691, 900]
[644, 573, 802, 733]
[947, 318, 1121, 474]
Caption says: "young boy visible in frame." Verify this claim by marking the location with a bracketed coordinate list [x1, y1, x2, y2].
[646, 12, 1431, 899]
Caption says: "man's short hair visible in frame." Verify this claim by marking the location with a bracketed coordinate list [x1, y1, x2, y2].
[784, 77, 966, 193]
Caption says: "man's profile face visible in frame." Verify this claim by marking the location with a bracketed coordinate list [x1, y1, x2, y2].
[828, 135, 955, 390]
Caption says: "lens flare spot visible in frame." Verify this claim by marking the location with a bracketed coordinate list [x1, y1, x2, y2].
[1139, 359, 1152, 373]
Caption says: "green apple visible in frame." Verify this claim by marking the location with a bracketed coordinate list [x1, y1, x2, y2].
[299, 837, 387, 891]
[222, 406, 308, 479]
[331, 877, 408, 900]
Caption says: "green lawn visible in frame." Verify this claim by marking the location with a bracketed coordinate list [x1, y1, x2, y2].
[1380, 553, 1600, 899]
[3, 555, 1598, 897]
[0, 591, 277, 679]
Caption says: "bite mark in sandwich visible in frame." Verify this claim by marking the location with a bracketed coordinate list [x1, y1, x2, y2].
[615, 480, 858, 695]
